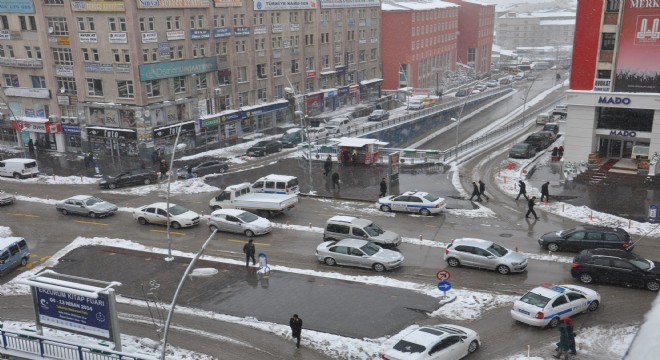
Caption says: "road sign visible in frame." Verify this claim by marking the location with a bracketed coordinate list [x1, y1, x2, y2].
[436, 270, 451, 281]
[437, 281, 452, 292]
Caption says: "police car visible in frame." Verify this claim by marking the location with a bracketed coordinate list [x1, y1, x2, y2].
[511, 283, 600, 328]
[376, 191, 447, 216]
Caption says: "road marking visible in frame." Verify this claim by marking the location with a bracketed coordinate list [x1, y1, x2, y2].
[227, 239, 271, 246]
[74, 220, 108, 226]
[39, 256, 50, 262]
[12, 213, 39, 218]
[18, 255, 51, 271]
[150, 229, 186, 236]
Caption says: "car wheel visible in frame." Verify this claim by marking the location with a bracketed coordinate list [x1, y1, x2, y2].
[138, 217, 148, 225]
[468, 340, 479, 353]
[20, 257, 28, 266]
[419, 208, 431, 216]
[646, 280, 660, 292]
[547, 242, 560, 252]
[548, 317, 561, 328]
[587, 300, 599, 312]
[61, 209, 68, 215]
[108, 183, 117, 189]
[579, 273, 594, 284]
[446, 258, 460, 267]
[13, 173, 21, 179]
[380, 205, 391, 212]
[171, 221, 181, 229]
[209, 225, 219, 233]
[324, 257, 336, 266]
[496, 265, 511, 275]
[373, 263, 386, 272]
[212, 206, 222, 211]
[244, 229, 255, 237]
[89, 212, 97, 218]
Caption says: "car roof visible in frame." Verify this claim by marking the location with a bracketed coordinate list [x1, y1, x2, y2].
[286, 128, 302, 133]
[211, 209, 245, 216]
[334, 238, 370, 247]
[256, 174, 297, 181]
[452, 238, 494, 248]
[1, 158, 37, 164]
[401, 190, 431, 197]
[328, 215, 371, 226]
[400, 325, 469, 346]
[528, 284, 570, 298]
[578, 248, 640, 260]
[67, 195, 95, 201]
[573, 225, 625, 233]
[513, 143, 532, 148]
[0, 237, 25, 249]
[144, 202, 178, 208]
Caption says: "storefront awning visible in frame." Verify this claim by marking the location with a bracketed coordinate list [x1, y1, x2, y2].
[360, 78, 384, 86]
[320, 70, 337, 76]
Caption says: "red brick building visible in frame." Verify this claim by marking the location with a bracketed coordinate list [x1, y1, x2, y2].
[445, 0, 496, 75]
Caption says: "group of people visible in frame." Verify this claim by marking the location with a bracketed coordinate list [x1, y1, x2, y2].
[554, 317, 577, 359]
[469, 180, 490, 202]
[323, 155, 341, 190]
[26, 138, 47, 157]
[516, 180, 551, 221]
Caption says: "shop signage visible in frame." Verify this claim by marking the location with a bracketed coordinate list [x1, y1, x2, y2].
[234, 27, 250, 36]
[79, 33, 98, 43]
[159, 42, 171, 59]
[609, 130, 637, 137]
[12, 121, 61, 133]
[137, 0, 210, 9]
[338, 86, 349, 95]
[253, 0, 318, 10]
[87, 127, 137, 140]
[71, 1, 125, 12]
[0, 30, 10, 40]
[320, 0, 380, 8]
[306, 70, 316, 78]
[109, 32, 128, 43]
[213, 27, 232, 37]
[191, 29, 211, 40]
[100, 64, 114, 72]
[199, 117, 219, 129]
[598, 96, 631, 105]
[139, 57, 218, 81]
[84, 62, 100, 72]
[116, 64, 131, 73]
[3, 87, 51, 99]
[0, 58, 42, 68]
[254, 26, 267, 35]
[214, 0, 242, 7]
[167, 30, 185, 41]
[0, 0, 35, 13]
[61, 124, 81, 134]
[153, 121, 196, 139]
[141, 32, 158, 43]
[57, 95, 70, 105]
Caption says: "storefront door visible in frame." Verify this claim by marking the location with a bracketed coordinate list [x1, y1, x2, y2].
[609, 139, 622, 158]
[622, 141, 634, 158]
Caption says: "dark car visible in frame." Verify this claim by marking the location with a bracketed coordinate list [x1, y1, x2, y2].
[538, 225, 634, 252]
[509, 143, 536, 159]
[247, 140, 282, 157]
[368, 109, 390, 122]
[524, 133, 550, 151]
[177, 160, 229, 178]
[454, 89, 469, 97]
[571, 249, 660, 291]
[537, 130, 556, 142]
[542, 123, 560, 135]
[99, 169, 159, 189]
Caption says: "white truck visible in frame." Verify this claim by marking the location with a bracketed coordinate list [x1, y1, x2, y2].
[209, 182, 298, 218]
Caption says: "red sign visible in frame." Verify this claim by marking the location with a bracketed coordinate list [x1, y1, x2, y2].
[11, 120, 61, 133]
[436, 270, 451, 281]
[306, 70, 316, 78]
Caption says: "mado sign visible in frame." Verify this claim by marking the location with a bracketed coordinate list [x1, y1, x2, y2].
[32, 287, 114, 340]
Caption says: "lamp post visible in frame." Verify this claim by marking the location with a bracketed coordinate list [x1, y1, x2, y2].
[164, 122, 185, 261]
[285, 76, 313, 194]
[521, 76, 536, 129]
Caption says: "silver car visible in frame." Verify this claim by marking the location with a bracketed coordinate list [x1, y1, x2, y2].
[56, 195, 118, 218]
[133, 202, 200, 229]
[444, 238, 528, 275]
[316, 238, 404, 272]
[207, 209, 272, 237]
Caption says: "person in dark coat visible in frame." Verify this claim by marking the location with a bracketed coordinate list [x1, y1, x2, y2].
[563, 318, 577, 355]
[88, 151, 94, 165]
[469, 182, 482, 202]
[558, 146, 564, 158]
[242, 239, 256, 267]
[27, 139, 35, 156]
[478, 180, 489, 201]
[516, 180, 528, 200]
[185, 165, 194, 180]
[323, 155, 332, 176]
[551, 147, 559, 157]
[553, 322, 570, 359]
[379, 178, 387, 197]
[526, 196, 539, 220]
[541, 181, 550, 202]
[289, 314, 303, 348]
[332, 172, 340, 190]
[159, 159, 168, 179]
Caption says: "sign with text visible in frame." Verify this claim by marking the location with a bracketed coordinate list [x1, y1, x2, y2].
[137, 0, 210, 8]
[87, 126, 137, 140]
[139, 57, 218, 81]
[0, 0, 35, 13]
[320, 0, 380, 8]
[253, 0, 318, 10]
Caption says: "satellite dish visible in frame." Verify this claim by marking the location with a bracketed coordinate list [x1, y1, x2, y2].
[48, 27, 54, 34]
[284, 87, 294, 94]
[59, 87, 66, 94]
[144, 110, 150, 117]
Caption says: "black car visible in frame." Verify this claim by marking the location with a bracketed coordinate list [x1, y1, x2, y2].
[509, 143, 536, 159]
[177, 160, 229, 178]
[538, 225, 634, 252]
[542, 123, 559, 135]
[247, 140, 282, 157]
[99, 169, 159, 189]
[524, 133, 550, 151]
[368, 110, 390, 122]
[571, 249, 660, 292]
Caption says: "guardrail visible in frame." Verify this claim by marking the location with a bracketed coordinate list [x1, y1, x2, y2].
[0, 327, 156, 360]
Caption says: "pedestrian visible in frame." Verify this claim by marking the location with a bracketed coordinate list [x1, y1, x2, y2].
[242, 239, 256, 267]
[553, 322, 570, 360]
[35, 138, 43, 151]
[563, 318, 577, 355]
[151, 150, 159, 164]
[552, 147, 559, 157]
[379, 177, 387, 197]
[88, 151, 94, 165]
[516, 180, 529, 200]
[541, 181, 550, 202]
[332, 172, 340, 190]
[83, 152, 90, 169]
[558, 145, 564, 158]
[185, 165, 194, 180]
[478, 180, 489, 201]
[27, 139, 35, 157]
[351, 149, 358, 164]
[526, 196, 539, 220]
[289, 314, 303, 348]
[159, 159, 168, 179]
[323, 155, 332, 176]
[469, 182, 482, 202]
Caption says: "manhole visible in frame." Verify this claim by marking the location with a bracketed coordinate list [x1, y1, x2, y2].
[499, 233, 514, 238]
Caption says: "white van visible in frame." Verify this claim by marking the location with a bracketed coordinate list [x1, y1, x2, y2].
[251, 174, 300, 195]
[0, 237, 30, 276]
[0, 158, 39, 179]
[323, 215, 402, 248]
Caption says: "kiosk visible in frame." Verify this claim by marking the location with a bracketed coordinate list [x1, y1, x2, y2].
[336, 137, 388, 165]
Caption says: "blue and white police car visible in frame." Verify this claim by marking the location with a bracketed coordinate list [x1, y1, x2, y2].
[376, 191, 447, 216]
[511, 283, 600, 328]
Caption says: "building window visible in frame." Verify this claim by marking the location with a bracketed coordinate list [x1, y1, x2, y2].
[273, 61, 282, 76]
[321, 32, 329, 44]
[305, 57, 314, 71]
[82, 48, 91, 61]
[596, 107, 653, 132]
[86, 78, 103, 96]
[370, 48, 377, 60]
[258, 87, 267, 101]
[196, 73, 207, 89]
[257, 64, 267, 79]
[272, 36, 282, 49]
[601, 33, 616, 50]
[217, 69, 231, 85]
[145, 80, 161, 98]
[255, 38, 265, 51]
[174, 76, 186, 93]
[139, 17, 155, 31]
[0, 16, 7, 30]
[290, 35, 299, 47]
[291, 59, 299, 73]
[305, 34, 314, 46]
[597, 70, 611, 79]
[290, 12, 298, 23]
[3, 74, 19, 87]
[44, 0, 64, 4]
[321, 55, 329, 68]
[467, 48, 476, 63]
[235, 40, 246, 53]
[19, 16, 37, 31]
[304, 11, 314, 23]
[359, 50, 365, 62]
[606, 0, 620, 12]
[271, 12, 281, 24]
[237, 66, 248, 82]
[117, 80, 134, 98]
[57, 77, 77, 95]
[233, 14, 245, 26]
[254, 13, 264, 25]
[217, 41, 228, 55]
[47, 17, 68, 36]
[214, 14, 226, 27]
[238, 92, 248, 106]
[52, 48, 73, 65]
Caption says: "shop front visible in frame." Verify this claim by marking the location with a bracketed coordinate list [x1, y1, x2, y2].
[322, 89, 337, 112]
[360, 78, 383, 102]
[595, 130, 650, 159]
[11, 118, 63, 152]
[348, 84, 360, 105]
[337, 86, 350, 108]
[86, 126, 138, 157]
[152, 120, 196, 156]
[61, 124, 83, 153]
[242, 101, 289, 134]
[305, 92, 324, 117]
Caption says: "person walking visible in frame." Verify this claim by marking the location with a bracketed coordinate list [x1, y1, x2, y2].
[469, 182, 482, 202]
[323, 155, 332, 176]
[27, 139, 35, 157]
[478, 180, 489, 201]
[88, 151, 94, 165]
[289, 314, 303, 348]
[159, 159, 169, 179]
[379, 178, 387, 197]
[332, 172, 340, 190]
[516, 180, 529, 200]
[185, 165, 194, 180]
[526, 196, 539, 220]
[242, 239, 256, 267]
[553, 322, 571, 359]
[541, 181, 550, 202]
[563, 318, 577, 355]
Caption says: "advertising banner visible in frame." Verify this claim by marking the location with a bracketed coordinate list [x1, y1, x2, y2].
[214, 0, 242, 6]
[137, 0, 210, 9]
[79, 32, 98, 43]
[0, 0, 35, 13]
[320, 0, 380, 8]
[71, 1, 125, 12]
[109, 32, 128, 43]
[614, 0, 660, 93]
[139, 57, 218, 81]
[253, 0, 318, 10]
[141, 32, 158, 43]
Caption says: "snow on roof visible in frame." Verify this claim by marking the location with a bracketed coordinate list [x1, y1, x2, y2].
[499, 11, 575, 19]
[382, 0, 458, 12]
[336, 137, 389, 147]
[540, 19, 575, 25]
[17, 117, 49, 124]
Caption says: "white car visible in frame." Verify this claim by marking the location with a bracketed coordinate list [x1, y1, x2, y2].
[133, 202, 201, 229]
[511, 283, 600, 328]
[207, 209, 272, 236]
[382, 324, 480, 360]
[323, 118, 351, 135]
[307, 127, 329, 140]
[377, 191, 447, 216]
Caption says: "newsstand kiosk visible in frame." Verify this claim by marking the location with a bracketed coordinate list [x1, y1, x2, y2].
[336, 137, 388, 165]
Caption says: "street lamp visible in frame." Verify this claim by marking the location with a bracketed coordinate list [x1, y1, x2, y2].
[164, 123, 185, 261]
[521, 76, 536, 129]
[285, 76, 313, 194]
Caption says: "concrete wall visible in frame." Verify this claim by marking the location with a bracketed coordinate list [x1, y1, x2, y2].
[563, 104, 597, 164]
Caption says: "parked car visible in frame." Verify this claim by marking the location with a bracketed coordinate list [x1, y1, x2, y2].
[99, 169, 159, 189]
[324, 117, 351, 135]
[537, 130, 557, 143]
[407, 99, 425, 110]
[246, 140, 282, 157]
[509, 143, 536, 159]
[486, 80, 499, 88]
[56, 195, 118, 218]
[382, 324, 480, 360]
[454, 89, 469, 97]
[523, 133, 550, 151]
[315, 238, 404, 272]
[323, 215, 402, 248]
[0, 237, 30, 276]
[133, 202, 201, 229]
[571, 248, 660, 291]
[538, 225, 634, 252]
[542, 123, 560, 135]
[499, 77, 512, 85]
[177, 160, 229, 178]
[444, 238, 528, 275]
[0, 190, 15, 206]
[307, 127, 330, 140]
[511, 283, 600, 328]
[279, 128, 303, 148]
[367, 109, 390, 122]
[474, 84, 487, 92]
[207, 209, 272, 236]
[377, 190, 447, 216]
[0, 158, 39, 179]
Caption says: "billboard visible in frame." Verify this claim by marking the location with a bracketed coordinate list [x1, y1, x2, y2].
[253, 0, 318, 10]
[614, 0, 660, 93]
[139, 57, 218, 81]
[0, 0, 35, 13]
[320, 0, 380, 8]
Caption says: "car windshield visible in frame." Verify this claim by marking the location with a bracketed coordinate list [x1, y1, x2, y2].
[487, 243, 508, 257]
[423, 193, 440, 202]
[512, 144, 528, 151]
[519, 292, 550, 308]
[393, 339, 425, 354]
[630, 258, 653, 270]
[237, 211, 259, 223]
[364, 223, 385, 236]
[254, 141, 268, 147]
[84, 197, 104, 206]
[373, 110, 384, 115]
[168, 205, 190, 216]
[360, 242, 381, 256]
[281, 133, 296, 141]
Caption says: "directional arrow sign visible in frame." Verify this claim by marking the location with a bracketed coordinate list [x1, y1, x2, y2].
[436, 270, 451, 281]
[437, 281, 452, 292]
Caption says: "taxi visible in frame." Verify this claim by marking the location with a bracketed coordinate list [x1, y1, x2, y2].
[376, 191, 447, 216]
[511, 283, 600, 328]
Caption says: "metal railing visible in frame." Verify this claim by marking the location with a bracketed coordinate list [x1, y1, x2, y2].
[0, 327, 156, 360]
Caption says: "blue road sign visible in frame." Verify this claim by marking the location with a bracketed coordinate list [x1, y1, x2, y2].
[437, 281, 452, 292]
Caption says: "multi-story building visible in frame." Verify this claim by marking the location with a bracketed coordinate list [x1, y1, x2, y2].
[0, 0, 382, 158]
[445, 0, 495, 75]
[495, 10, 575, 50]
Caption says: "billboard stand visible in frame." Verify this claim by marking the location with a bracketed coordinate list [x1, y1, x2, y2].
[21, 270, 123, 351]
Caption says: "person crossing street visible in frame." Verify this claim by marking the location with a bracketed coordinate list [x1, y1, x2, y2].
[526, 196, 539, 220]
[516, 180, 529, 200]
[478, 180, 489, 201]
[379, 178, 387, 197]
[469, 182, 482, 202]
